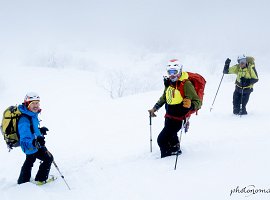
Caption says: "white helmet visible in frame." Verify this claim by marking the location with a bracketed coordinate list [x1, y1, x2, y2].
[166, 59, 183, 82]
[237, 54, 247, 64]
[24, 92, 40, 104]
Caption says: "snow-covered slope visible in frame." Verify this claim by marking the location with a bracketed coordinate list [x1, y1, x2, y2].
[0, 65, 269, 200]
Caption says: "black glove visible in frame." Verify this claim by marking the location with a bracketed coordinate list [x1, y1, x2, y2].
[39, 126, 49, 135]
[32, 136, 45, 148]
[225, 58, 231, 66]
[163, 77, 170, 87]
[240, 77, 250, 87]
[223, 58, 231, 74]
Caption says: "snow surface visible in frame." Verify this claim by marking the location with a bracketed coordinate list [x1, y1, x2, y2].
[0, 65, 269, 200]
[1, 0, 270, 199]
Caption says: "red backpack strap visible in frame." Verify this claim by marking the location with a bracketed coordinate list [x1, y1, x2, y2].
[178, 79, 187, 98]
[178, 79, 198, 116]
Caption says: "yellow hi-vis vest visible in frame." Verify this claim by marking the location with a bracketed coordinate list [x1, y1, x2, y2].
[165, 72, 189, 105]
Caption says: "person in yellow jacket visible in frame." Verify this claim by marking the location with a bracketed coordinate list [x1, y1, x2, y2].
[223, 55, 259, 115]
[148, 59, 201, 158]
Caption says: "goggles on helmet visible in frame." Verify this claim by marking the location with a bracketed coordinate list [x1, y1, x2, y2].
[167, 69, 179, 75]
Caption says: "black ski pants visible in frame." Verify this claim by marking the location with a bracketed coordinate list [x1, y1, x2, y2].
[17, 148, 53, 184]
[233, 90, 251, 114]
[157, 118, 182, 153]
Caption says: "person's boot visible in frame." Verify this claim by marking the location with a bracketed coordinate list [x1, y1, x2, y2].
[170, 143, 182, 155]
[240, 107, 248, 115]
[161, 149, 171, 158]
[17, 168, 31, 184]
[233, 108, 240, 115]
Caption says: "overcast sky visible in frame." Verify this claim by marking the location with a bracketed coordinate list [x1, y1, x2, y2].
[0, 0, 269, 66]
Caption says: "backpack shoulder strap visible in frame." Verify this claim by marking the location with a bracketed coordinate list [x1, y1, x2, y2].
[20, 114, 34, 134]
[178, 79, 189, 98]
[177, 72, 192, 98]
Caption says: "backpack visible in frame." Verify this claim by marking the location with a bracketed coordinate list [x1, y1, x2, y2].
[1, 105, 33, 150]
[247, 56, 255, 65]
[179, 72, 206, 115]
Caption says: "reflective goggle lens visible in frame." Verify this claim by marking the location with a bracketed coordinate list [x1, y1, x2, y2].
[167, 69, 178, 75]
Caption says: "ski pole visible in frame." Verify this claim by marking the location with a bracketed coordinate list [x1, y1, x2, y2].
[46, 151, 71, 190]
[210, 73, 225, 112]
[174, 120, 185, 170]
[239, 87, 244, 117]
[149, 114, 153, 153]
[239, 71, 245, 117]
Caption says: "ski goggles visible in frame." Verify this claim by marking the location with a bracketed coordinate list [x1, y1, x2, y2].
[238, 58, 247, 64]
[167, 69, 179, 75]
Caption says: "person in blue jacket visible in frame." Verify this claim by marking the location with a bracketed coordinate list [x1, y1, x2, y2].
[17, 92, 53, 184]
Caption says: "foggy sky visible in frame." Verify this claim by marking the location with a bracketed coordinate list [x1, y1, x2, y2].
[0, 0, 269, 66]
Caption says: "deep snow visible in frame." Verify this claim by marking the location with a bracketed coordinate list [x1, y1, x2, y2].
[0, 64, 269, 200]
[1, 0, 270, 199]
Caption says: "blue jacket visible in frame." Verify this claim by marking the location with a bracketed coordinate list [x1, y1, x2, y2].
[18, 104, 42, 155]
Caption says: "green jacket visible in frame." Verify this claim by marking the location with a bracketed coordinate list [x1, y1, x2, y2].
[153, 72, 202, 119]
[224, 57, 259, 90]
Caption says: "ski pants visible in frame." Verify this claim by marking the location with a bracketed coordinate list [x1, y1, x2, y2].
[233, 89, 251, 114]
[17, 148, 53, 184]
[157, 118, 182, 153]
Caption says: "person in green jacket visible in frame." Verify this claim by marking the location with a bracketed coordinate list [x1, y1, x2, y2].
[148, 59, 201, 158]
[223, 55, 259, 115]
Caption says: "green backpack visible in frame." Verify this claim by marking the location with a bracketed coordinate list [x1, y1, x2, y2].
[247, 56, 255, 65]
[1, 105, 32, 150]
